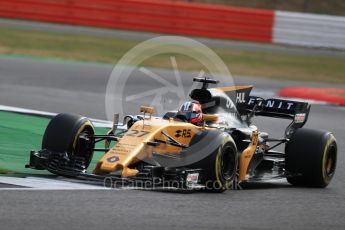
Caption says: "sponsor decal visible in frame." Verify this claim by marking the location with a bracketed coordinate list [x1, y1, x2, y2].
[186, 173, 199, 186]
[175, 129, 191, 138]
[126, 129, 150, 137]
[236, 92, 246, 103]
[248, 97, 295, 110]
[107, 156, 120, 163]
[294, 113, 306, 123]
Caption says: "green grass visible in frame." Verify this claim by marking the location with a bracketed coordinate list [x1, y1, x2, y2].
[184, 0, 345, 16]
[0, 111, 109, 175]
[0, 27, 345, 84]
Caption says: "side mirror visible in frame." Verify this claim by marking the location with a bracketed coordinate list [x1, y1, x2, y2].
[140, 106, 155, 115]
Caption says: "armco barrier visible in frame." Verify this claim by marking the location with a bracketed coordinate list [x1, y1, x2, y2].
[273, 11, 345, 49]
[0, 0, 274, 43]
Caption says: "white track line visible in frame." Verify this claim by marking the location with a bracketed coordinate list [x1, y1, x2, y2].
[0, 104, 56, 116]
[0, 176, 107, 190]
[0, 104, 118, 128]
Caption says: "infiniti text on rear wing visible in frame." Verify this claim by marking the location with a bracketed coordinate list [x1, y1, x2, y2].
[246, 96, 311, 126]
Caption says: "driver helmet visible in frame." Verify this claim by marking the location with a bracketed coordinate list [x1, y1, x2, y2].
[177, 101, 203, 124]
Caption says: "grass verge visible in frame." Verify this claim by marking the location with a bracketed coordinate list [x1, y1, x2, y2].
[0, 111, 108, 175]
[0, 27, 345, 84]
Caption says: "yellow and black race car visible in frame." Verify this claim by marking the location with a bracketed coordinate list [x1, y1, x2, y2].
[26, 78, 338, 192]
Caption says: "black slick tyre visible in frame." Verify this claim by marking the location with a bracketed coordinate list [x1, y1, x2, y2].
[285, 128, 337, 188]
[42, 113, 95, 169]
[192, 135, 238, 192]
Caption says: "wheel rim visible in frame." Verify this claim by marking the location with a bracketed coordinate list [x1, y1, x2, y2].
[74, 129, 94, 168]
[220, 145, 236, 181]
[324, 144, 336, 177]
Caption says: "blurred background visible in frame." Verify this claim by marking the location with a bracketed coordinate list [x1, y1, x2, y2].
[0, 0, 344, 85]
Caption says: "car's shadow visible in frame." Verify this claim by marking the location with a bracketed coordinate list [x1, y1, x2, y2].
[240, 181, 292, 190]
[138, 181, 293, 194]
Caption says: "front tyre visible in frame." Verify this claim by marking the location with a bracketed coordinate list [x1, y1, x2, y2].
[192, 135, 238, 192]
[42, 113, 95, 169]
[285, 128, 337, 188]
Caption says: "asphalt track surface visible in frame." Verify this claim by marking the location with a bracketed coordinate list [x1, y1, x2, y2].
[0, 56, 345, 230]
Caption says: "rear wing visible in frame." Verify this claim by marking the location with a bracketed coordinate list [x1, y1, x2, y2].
[246, 96, 311, 137]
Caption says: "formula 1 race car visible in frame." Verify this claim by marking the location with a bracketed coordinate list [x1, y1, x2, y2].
[26, 78, 338, 192]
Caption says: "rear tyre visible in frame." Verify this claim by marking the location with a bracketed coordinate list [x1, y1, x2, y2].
[285, 128, 337, 188]
[42, 113, 95, 169]
[192, 135, 238, 192]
